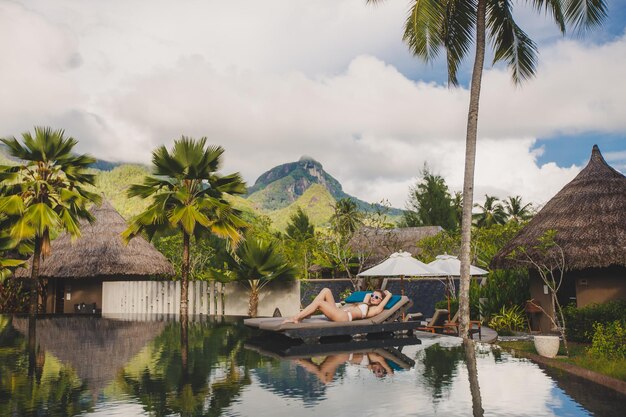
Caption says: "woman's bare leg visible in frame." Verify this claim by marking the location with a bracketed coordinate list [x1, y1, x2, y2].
[287, 288, 337, 323]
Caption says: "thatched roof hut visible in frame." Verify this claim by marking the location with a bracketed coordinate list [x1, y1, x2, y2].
[491, 145, 626, 270]
[350, 226, 443, 266]
[16, 200, 175, 279]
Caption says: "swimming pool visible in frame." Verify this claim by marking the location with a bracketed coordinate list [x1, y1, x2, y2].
[0, 315, 623, 416]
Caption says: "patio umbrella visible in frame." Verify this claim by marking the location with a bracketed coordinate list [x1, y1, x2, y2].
[427, 254, 488, 320]
[357, 251, 440, 296]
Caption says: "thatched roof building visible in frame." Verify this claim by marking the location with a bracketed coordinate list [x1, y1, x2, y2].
[491, 145, 626, 332]
[349, 226, 443, 266]
[17, 200, 175, 279]
[491, 145, 626, 270]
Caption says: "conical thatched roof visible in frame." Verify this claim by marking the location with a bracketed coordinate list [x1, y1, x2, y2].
[492, 145, 626, 270]
[16, 200, 175, 278]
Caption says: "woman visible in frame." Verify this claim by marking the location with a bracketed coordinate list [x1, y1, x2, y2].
[284, 288, 393, 323]
[294, 351, 393, 383]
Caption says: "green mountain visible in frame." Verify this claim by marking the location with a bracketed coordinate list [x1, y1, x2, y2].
[247, 156, 401, 214]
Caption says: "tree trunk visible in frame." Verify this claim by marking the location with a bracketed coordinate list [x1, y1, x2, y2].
[249, 284, 259, 317]
[28, 238, 41, 376]
[180, 231, 190, 316]
[459, 0, 487, 339]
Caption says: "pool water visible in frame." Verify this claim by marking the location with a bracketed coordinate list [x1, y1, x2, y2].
[0, 315, 623, 417]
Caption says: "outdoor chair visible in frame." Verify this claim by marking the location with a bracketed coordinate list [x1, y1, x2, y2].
[442, 310, 482, 339]
[416, 309, 449, 333]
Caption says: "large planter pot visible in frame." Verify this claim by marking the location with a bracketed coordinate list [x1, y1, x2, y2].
[534, 335, 560, 358]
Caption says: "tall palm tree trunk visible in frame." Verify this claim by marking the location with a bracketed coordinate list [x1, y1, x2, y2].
[28, 238, 41, 375]
[180, 231, 190, 316]
[459, 0, 486, 339]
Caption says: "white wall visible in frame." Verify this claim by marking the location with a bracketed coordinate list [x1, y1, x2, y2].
[102, 280, 300, 317]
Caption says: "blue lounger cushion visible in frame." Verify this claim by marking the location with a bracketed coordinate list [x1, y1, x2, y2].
[344, 291, 402, 310]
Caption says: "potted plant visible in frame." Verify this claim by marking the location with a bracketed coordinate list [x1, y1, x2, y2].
[512, 230, 569, 358]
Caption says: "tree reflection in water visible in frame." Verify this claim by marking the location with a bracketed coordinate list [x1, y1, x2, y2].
[117, 318, 267, 417]
[0, 316, 92, 417]
[418, 343, 464, 399]
[463, 339, 484, 417]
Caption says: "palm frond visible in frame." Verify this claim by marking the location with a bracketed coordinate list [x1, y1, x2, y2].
[488, 0, 538, 84]
[563, 0, 607, 33]
[443, 0, 477, 86]
[403, 0, 447, 64]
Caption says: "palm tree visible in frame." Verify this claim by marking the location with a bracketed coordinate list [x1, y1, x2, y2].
[0, 127, 100, 315]
[285, 207, 315, 279]
[368, 0, 607, 338]
[330, 198, 363, 236]
[224, 238, 297, 317]
[123, 137, 247, 316]
[503, 195, 533, 223]
[473, 195, 506, 227]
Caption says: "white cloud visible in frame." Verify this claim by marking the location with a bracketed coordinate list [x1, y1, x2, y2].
[1, 0, 624, 210]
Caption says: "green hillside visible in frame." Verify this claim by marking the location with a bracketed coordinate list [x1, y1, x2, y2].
[268, 184, 336, 231]
[92, 165, 152, 220]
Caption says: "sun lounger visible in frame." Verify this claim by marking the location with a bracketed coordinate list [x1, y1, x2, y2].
[416, 308, 449, 333]
[244, 334, 420, 366]
[442, 311, 482, 339]
[244, 295, 418, 340]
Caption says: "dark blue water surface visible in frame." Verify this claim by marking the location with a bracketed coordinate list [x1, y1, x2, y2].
[0, 315, 623, 417]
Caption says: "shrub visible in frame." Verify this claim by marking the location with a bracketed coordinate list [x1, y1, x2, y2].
[488, 306, 528, 335]
[479, 269, 529, 320]
[563, 300, 626, 343]
[588, 321, 626, 360]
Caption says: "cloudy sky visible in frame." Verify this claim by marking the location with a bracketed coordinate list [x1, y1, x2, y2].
[1, 0, 625, 209]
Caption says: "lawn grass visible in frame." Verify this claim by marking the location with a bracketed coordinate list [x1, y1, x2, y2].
[498, 340, 626, 381]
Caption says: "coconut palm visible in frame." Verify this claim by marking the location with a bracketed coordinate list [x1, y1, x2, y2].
[224, 238, 297, 317]
[123, 137, 247, 316]
[0, 127, 100, 315]
[504, 195, 533, 223]
[473, 195, 506, 227]
[368, 0, 607, 338]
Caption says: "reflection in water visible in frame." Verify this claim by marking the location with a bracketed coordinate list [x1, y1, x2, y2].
[0, 315, 624, 417]
[463, 339, 484, 417]
[418, 343, 464, 399]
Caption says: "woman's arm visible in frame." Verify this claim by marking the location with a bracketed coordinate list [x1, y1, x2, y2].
[363, 293, 371, 304]
[366, 290, 392, 317]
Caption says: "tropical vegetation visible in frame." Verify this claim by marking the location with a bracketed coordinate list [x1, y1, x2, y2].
[367, 0, 607, 338]
[123, 136, 248, 316]
[0, 127, 101, 315]
[402, 168, 457, 231]
[219, 237, 297, 317]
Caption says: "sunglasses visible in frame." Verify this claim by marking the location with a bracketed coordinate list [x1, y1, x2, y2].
[371, 294, 382, 300]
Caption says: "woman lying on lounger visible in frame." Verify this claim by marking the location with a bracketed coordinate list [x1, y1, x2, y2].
[284, 288, 393, 323]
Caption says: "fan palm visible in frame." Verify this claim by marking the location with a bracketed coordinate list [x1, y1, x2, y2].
[368, 0, 607, 338]
[123, 137, 247, 316]
[473, 195, 507, 227]
[0, 126, 100, 315]
[223, 238, 297, 317]
[504, 195, 533, 223]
